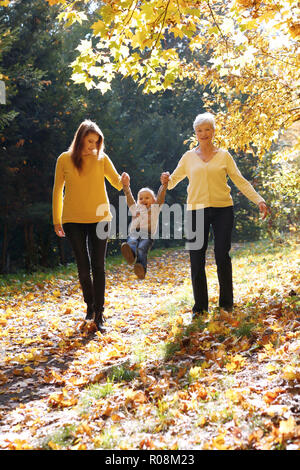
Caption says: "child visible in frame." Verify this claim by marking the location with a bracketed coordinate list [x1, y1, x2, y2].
[121, 174, 167, 279]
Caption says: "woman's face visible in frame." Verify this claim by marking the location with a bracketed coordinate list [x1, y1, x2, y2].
[195, 122, 215, 144]
[81, 132, 100, 156]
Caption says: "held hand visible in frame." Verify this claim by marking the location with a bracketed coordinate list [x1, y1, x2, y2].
[160, 171, 170, 185]
[121, 172, 130, 187]
[259, 202, 269, 220]
[54, 224, 65, 237]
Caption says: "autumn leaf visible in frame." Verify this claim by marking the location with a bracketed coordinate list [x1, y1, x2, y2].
[0, 372, 8, 384]
[279, 416, 296, 436]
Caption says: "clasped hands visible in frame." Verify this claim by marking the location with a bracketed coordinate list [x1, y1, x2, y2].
[160, 171, 170, 185]
[121, 172, 130, 187]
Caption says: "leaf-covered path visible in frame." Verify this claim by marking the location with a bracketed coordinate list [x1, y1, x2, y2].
[0, 240, 299, 450]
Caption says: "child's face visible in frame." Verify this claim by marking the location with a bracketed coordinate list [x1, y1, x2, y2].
[138, 190, 155, 208]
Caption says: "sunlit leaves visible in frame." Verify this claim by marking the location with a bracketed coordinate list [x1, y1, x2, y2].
[41, 0, 300, 159]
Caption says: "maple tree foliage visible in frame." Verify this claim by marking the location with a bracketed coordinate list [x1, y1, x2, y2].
[37, 0, 300, 157]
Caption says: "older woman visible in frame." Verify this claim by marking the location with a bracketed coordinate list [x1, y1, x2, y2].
[161, 112, 268, 317]
[52, 119, 128, 330]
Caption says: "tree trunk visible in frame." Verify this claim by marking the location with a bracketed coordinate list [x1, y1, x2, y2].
[58, 237, 66, 265]
[24, 222, 35, 271]
[1, 222, 9, 273]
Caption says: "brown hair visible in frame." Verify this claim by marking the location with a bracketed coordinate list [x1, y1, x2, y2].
[69, 120, 104, 171]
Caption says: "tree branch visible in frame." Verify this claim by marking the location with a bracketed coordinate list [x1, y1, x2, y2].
[206, 0, 228, 52]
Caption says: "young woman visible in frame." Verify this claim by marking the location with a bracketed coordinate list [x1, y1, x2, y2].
[161, 112, 268, 317]
[52, 120, 128, 330]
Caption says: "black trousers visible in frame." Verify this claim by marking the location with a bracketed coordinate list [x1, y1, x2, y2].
[63, 222, 109, 313]
[127, 234, 153, 271]
[188, 207, 234, 313]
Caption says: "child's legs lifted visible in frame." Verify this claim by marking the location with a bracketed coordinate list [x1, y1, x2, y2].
[126, 235, 139, 256]
[136, 237, 153, 270]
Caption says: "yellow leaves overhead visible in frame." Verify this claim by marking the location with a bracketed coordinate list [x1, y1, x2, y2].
[41, 0, 300, 157]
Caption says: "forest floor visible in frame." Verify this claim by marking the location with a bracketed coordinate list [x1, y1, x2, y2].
[0, 237, 299, 450]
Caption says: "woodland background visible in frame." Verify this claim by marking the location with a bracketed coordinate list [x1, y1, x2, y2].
[0, 0, 298, 275]
[0, 0, 299, 452]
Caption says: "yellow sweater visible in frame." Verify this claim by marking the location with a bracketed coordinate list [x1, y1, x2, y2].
[52, 152, 122, 225]
[168, 149, 265, 209]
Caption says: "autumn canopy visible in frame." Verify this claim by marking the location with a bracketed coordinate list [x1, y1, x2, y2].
[40, 0, 300, 157]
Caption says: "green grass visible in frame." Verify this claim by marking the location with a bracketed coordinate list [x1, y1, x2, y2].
[42, 424, 77, 449]
[232, 321, 257, 339]
[76, 379, 115, 416]
[231, 235, 297, 260]
[0, 263, 77, 290]
[163, 316, 206, 361]
[107, 364, 137, 382]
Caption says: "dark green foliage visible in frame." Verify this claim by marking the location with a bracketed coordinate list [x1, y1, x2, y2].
[0, 0, 271, 274]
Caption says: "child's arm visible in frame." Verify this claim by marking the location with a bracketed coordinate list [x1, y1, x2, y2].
[156, 183, 168, 206]
[123, 184, 136, 209]
[122, 174, 137, 215]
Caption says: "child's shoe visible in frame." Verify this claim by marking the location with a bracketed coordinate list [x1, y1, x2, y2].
[121, 242, 135, 265]
[134, 262, 146, 280]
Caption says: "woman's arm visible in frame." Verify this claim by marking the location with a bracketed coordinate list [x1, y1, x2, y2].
[226, 153, 269, 219]
[104, 154, 123, 190]
[226, 152, 266, 206]
[52, 155, 65, 237]
[166, 153, 187, 190]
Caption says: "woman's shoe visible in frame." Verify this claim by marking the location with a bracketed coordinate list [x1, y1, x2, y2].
[121, 243, 135, 265]
[94, 310, 105, 331]
[134, 263, 145, 280]
[85, 304, 94, 321]
[220, 305, 233, 313]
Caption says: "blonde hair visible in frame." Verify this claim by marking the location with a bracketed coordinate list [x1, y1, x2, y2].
[193, 112, 216, 131]
[137, 187, 156, 200]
